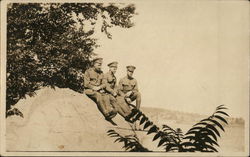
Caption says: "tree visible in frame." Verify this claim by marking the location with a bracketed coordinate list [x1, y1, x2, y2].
[6, 3, 136, 114]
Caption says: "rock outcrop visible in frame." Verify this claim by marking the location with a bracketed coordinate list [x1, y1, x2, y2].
[6, 87, 132, 151]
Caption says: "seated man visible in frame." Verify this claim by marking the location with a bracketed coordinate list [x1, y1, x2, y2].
[117, 65, 141, 121]
[103, 62, 132, 122]
[84, 58, 117, 126]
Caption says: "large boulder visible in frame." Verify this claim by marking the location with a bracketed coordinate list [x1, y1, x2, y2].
[6, 87, 133, 151]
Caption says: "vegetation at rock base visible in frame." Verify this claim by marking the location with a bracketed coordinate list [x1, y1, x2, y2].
[107, 105, 229, 152]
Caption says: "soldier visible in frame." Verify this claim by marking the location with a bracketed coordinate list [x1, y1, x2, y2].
[103, 62, 132, 122]
[103, 62, 118, 97]
[117, 65, 142, 128]
[84, 58, 117, 126]
[118, 65, 141, 109]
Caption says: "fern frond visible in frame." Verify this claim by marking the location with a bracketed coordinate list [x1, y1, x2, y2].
[206, 124, 220, 137]
[201, 119, 225, 131]
[140, 116, 148, 125]
[147, 125, 159, 135]
[214, 111, 229, 117]
[202, 135, 219, 147]
[200, 128, 217, 141]
[204, 144, 218, 152]
[213, 115, 228, 124]
[143, 121, 153, 130]
[158, 138, 167, 147]
[153, 132, 162, 141]
[134, 111, 143, 121]
[187, 126, 205, 132]
[216, 104, 228, 110]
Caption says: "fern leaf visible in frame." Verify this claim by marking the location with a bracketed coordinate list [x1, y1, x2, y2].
[200, 128, 217, 141]
[185, 130, 198, 136]
[204, 144, 218, 152]
[201, 119, 225, 131]
[163, 125, 176, 132]
[140, 116, 148, 125]
[214, 111, 229, 117]
[109, 134, 120, 137]
[107, 132, 118, 136]
[153, 132, 162, 141]
[114, 137, 122, 143]
[107, 129, 115, 133]
[183, 135, 195, 141]
[165, 143, 177, 152]
[187, 126, 204, 133]
[180, 141, 194, 147]
[206, 124, 220, 137]
[125, 143, 135, 151]
[127, 108, 138, 119]
[213, 115, 228, 124]
[216, 106, 228, 110]
[134, 112, 143, 121]
[216, 104, 226, 109]
[202, 135, 219, 147]
[143, 121, 153, 130]
[158, 138, 166, 147]
[147, 125, 158, 135]
[193, 122, 209, 127]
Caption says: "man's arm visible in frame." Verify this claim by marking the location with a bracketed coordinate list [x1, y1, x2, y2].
[84, 70, 94, 89]
[98, 73, 106, 90]
[103, 75, 116, 95]
[118, 79, 126, 97]
[132, 79, 139, 93]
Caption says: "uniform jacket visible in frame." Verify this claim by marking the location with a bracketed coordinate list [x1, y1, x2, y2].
[118, 76, 139, 96]
[84, 68, 105, 90]
[103, 71, 117, 95]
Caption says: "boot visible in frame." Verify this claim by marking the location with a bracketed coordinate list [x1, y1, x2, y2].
[125, 116, 133, 123]
[105, 116, 117, 126]
[108, 110, 117, 119]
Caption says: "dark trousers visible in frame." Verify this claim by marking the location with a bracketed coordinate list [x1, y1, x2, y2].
[85, 89, 115, 118]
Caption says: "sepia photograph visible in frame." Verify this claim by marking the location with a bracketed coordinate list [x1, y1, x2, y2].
[1, 0, 249, 156]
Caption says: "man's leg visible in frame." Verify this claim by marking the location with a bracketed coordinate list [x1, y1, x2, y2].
[109, 95, 120, 114]
[112, 96, 127, 118]
[99, 94, 110, 117]
[129, 92, 142, 129]
[85, 90, 117, 125]
[85, 89, 99, 103]
[102, 94, 117, 119]
[85, 90, 109, 117]
[100, 94, 117, 125]
[115, 96, 134, 123]
[130, 91, 141, 109]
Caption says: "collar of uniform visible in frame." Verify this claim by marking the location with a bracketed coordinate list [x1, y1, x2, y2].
[109, 70, 115, 76]
[92, 67, 103, 73]
[126, 76, 134, 80]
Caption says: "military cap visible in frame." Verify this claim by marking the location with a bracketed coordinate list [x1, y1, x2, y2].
[107, 61, 118, 67]
[92, 57, 103, 64]
[126, 65, 136, 72]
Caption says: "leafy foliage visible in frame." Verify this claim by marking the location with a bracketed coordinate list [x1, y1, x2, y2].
[107, 105, 229, 152]
[6, 3, 136, 115]
[180, 104, 229, 152]
[107, 129, 151, 152]
[6, 108, 24, 118]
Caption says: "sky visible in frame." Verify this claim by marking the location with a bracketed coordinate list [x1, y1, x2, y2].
[91, 1, 248, 118]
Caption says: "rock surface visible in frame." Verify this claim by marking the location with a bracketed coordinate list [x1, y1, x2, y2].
[6, 87, 133, 151]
